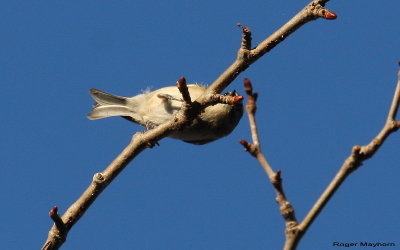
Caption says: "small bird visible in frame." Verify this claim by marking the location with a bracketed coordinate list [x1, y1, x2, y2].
[87, 84, 243, 144]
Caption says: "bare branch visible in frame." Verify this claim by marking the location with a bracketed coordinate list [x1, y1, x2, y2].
[283, 66, 400, 250]
[386, 66, 400, 121]
[240, 68, 400, 250]
[202, 0, 336, 96]
[237, 23, 252, 50]
[48, 206, 66, 233]
[41, 76, 202, 249]
[176, 77, 192, 104]
[239, 78, 298, 247]
[42, 207, 67, 250]
[42, 0, 337, 248]
[243, 78, 259, 147]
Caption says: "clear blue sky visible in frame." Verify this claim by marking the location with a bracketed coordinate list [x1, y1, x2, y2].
[2, 1, 399, 249]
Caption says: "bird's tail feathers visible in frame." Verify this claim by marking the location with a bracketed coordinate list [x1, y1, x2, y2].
[89, 88, 126, 106]
[87, 89, 136, 120]
[88, 105, 134, 120]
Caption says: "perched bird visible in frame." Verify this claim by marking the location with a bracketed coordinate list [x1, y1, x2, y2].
[87, 84, 243, 144]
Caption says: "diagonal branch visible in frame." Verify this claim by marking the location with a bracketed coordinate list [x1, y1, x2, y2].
[41, 105, 190, 250]
[283, 66, 400, 250]
[41, 77, 199, 249]
[41, 76, 243, 250]
[241, 68, 400, 250]
[202, 0, 336, 96]
[42, 1, 337, 249]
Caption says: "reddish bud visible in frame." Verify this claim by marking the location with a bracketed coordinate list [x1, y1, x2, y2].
[177, 77, 186, 87]
[232, 95, 244, 103]
[239, 139, 252, 150]
[49, 206, 58, 217]
[237, 23, 250, 33]
[243, 78, 251, 86]
[243, 78, 252, 94]
[239, 139, 248, 146]
[52, 206, 58, 213]
[324, 11, 337, 20]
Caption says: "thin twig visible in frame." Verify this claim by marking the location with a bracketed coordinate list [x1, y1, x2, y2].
[176, 77, 192, 104]
[237, 23, 252, 50]
[239, 78, 298, 242]
[240, 69, 400, 250]
[201, 0, 336, 96]
[48, 206, 65, 232]
[283, 67, 400, 250]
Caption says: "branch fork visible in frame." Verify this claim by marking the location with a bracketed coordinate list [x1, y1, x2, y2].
[240, 66, 400, 249]
[308, 1, 337, 19]
[49, 206, 66, 233]
[42, 1, 340, 249]
[202, 0, 337, 96]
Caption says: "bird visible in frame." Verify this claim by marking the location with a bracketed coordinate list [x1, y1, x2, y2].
[87, 84, 243, 144]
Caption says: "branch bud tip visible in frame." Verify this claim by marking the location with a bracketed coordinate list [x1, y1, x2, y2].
[232, 95, 244, 104]
[237, 23, 250, 33]
[177, 77, 187, 87]
[244, 78, 253, 94]
[176, 76, 191, 104]
[324, 11, 337, 20]
[239, 139, 251, 149]
[49, 206, 58, 217]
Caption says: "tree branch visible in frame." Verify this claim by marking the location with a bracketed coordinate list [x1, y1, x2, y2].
[41, 77, 199, 249]
[241, 68, 400, 250]
[240, 78, 298, 241]
[42, 76, 245, 249]
[202, 0, 336, 96]
[42, 1, 337, 248]
[289, 67, 400, 247]
[288, 67, 399, 249]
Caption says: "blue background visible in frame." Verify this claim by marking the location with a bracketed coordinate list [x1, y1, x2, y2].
[1, 1, 399, 249]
